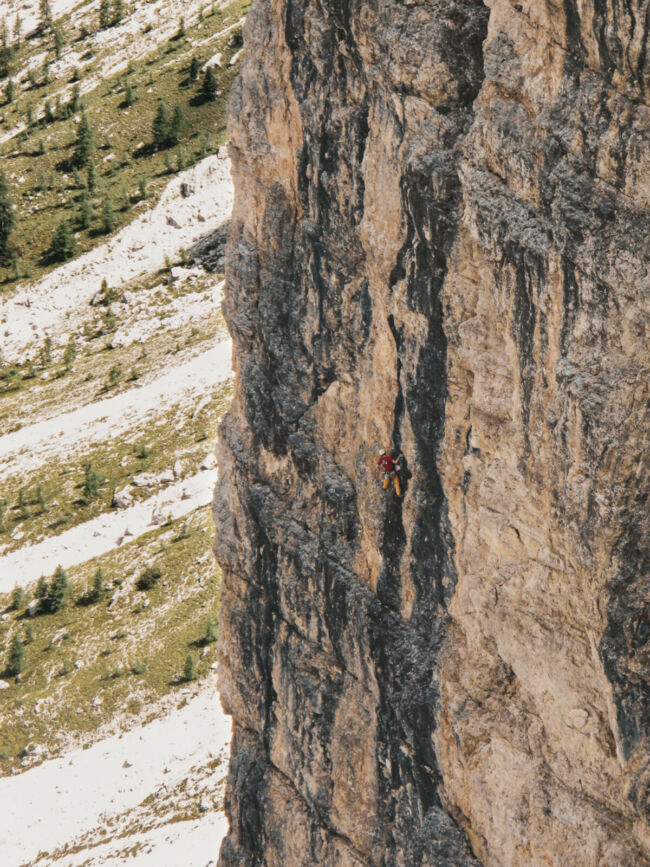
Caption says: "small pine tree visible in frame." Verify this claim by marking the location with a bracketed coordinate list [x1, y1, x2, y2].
[46, 565, 69, 613]
[24, 624, 35, 645]
[11, 254, 20, 280]
[36, 576, 48, 600]
[91, 567, 105, 602]
[80, 193, 93, 229]
[176, 145, 185, 172]
[51, 219, 77, 261]
[42, 335, 53, 366]
[53, 25, 64, 59]
[70, 83, 81, 114]
[0, 170, 15, 261]
[152, 100, 170, 150]
[44, 100, 54, 124]
[5, 79, 14, 104]
[200, 66, 218, 103]
[101, 197, 114, 233]
[138, 175, 147, 200]
[204, 617, 218, 644]
[177, 16, 186, 38]
[13, 14, 22, 46]
[99, 0, 111, 29]
[39, 0, 52, 31]
[124, 82, 134, 107]
[63, 337, 76, 371]
[87, 161, 97, 193]
[73, 112, 93, 167]
[18, 488, 29, 519]
[170, 105, 185, 144]
[8, 634, 25, 676]
[189, 56, 200, 82]
[184, 652, 197, 681]
[12, 585, 26, 611]
[27, 104, 35, 127]
[83, 463, 100, 501]
[37, 484, 47, 513]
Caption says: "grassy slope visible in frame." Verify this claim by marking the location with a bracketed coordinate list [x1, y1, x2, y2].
[0, 0, 249, 287]
[0, 507, 220, 772]
[0, 269, 228, 430]
[0, 376, 232, 551]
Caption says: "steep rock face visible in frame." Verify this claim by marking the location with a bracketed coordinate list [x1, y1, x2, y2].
[215, 1, 649, 864]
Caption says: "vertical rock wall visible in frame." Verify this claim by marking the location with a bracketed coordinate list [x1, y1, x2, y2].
[215, 0, 649, 863]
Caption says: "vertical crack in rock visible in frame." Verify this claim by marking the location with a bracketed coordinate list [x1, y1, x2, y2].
[216, 0, 649, 864]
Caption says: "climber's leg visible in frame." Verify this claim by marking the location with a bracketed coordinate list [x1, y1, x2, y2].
[383, 474, 390, 490]
[394, 475, 402, 497]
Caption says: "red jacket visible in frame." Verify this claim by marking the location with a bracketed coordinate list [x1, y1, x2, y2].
[378, 454, 397, 473]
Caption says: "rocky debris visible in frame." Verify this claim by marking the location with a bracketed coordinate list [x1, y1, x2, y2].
[200, 453, 215, 471]
[0, 680, 9, 690]
[27, 600, 39, 617]
[112, 487, 134, 509]
[216, 1, 650, 865]
[173, 459, 183, 479]
[132, 470, 174, 488]
[166, 215, 182, 229]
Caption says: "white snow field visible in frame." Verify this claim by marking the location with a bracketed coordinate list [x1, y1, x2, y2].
[0, 340, 232, 481]
[0, 467, 218, 591]
[0, 688, 231, 866]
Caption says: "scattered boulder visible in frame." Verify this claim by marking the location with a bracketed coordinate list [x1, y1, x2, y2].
[180, 182, 195, 198]
[199, 799, 210, 813]
[173, 459, 183, 479]
[159, 468, 175, 484]
[122, 760, 133, 769]
[74, 661, 83, 670]
[27, 599, 39, 617]
[112, 487, 134, 509]
[201, 453, 216, 471]
[166, 215, 182, 229]
[0, 680, 9, 690]
[92, 697, 103, 707]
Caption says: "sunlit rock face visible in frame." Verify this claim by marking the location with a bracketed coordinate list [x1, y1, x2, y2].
[214, 0, 649, 864]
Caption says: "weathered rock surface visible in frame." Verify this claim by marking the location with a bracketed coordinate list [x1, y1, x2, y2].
[215, 0, 649, 864]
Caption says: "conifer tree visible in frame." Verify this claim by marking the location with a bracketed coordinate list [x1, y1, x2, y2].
[8, 634, 25, 676]
[152, 100, 170, 150]
[0, 171, 15, 262]
[101, 197, 114, 233]
[70, 83, 81, 115]
[189, 56, 200, 82]
[87, 161, 97, 193]
[53, 25, 64, 59]
[51, 219, 77, 261]
[46, 565, 69, 613]
[124, 82, 134, 107]
[170, 105, 185, 144]
[200, 66, 218, 102]
[39, 0, 52, 32]
[83, 462, 100, 501]
[37, 484, 47, 513]
[204, 617, 218, 644]
[5, 79, 14, 104]
[36, 575, 48, 600]
[80, 193, 93, 230]
[184, 653, 197, 681]
[12, 585, 26, 611]
[91, 567, 105, 602]
[73, 112, 93, 167]
[18, 487, 29, 519]
[44, 99, 54, 124]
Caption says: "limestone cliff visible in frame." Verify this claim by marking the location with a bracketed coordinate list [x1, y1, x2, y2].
[214, 1, 649, 863]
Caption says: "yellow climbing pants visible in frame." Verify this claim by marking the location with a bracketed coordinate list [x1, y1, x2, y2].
[383, 473, 401, 496]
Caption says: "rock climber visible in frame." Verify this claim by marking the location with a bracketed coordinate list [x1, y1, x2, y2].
[377, 448, 403, 497]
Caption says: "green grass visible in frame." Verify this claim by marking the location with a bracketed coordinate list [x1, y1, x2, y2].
[0, 507, 220, 772]
[0, 0, 249, 287]
[0, 377, 233, 551]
